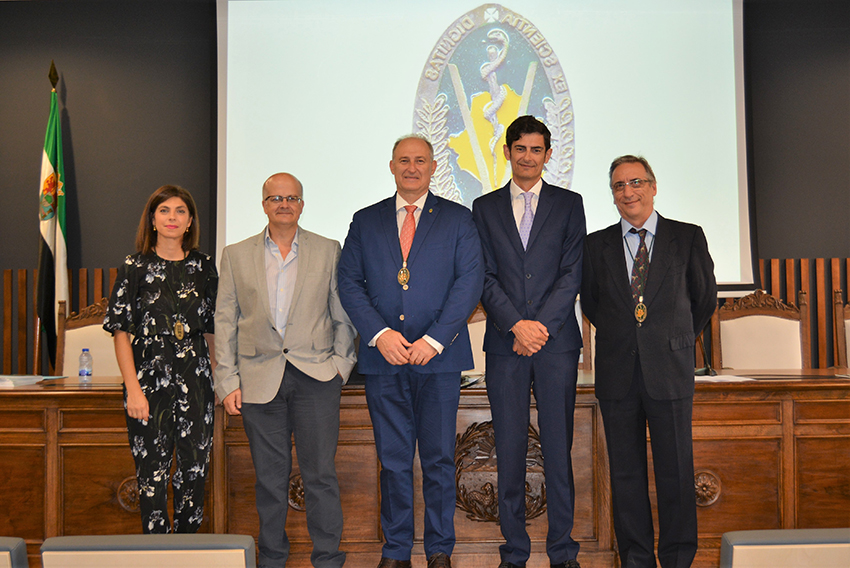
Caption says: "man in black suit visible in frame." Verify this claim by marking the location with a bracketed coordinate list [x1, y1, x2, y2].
[472, 116, 586, 568]
[581, 155, 716, 568]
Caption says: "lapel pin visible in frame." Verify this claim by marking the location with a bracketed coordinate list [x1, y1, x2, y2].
[429, 208, 433, 213]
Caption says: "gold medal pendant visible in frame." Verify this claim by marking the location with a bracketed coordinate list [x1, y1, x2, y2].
[397, 261, 410, 286]
[174, 321, 185, 340]
[634, 297, 647, 323]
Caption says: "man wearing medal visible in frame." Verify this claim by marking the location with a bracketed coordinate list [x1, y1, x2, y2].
[337, 135, 484, 568]
[581, 155, 717, 568]
[215, 173, 357, 568]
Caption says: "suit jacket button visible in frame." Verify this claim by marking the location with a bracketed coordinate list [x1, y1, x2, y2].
[631, 350, 636, 356]
[637, 322, 642, 328]
[283, 348, 289, 354]
[399, 314, 405, 321]
[527, 300, 533, 305]
[526, 273, 532, 279]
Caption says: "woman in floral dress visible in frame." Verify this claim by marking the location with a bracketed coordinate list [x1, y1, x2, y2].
[104, 185, 217, 533]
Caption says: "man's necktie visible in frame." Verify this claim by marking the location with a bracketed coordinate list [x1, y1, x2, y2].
[400, 205, 417, 259]
[519, 192, 534, 250]
[630, 228, 649, 304]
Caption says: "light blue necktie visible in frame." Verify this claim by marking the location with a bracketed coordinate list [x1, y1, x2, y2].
[519, 191, 534, 250]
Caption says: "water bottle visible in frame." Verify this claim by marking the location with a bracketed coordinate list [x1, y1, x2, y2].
[79, 348, 93, 382]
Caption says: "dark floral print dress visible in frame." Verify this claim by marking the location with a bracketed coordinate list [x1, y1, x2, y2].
[104, 250, 217, 533]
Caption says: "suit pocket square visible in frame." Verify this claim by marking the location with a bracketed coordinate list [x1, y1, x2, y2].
[669, 332, 695, 351]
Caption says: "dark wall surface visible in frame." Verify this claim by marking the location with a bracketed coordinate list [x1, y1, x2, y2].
[0, 0, 847, 279]
[745, 0, 850, 260]
[0, 0, 216, 276]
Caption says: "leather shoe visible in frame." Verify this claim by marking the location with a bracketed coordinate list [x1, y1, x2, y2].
[551, 560, 581, 568]
[498, 562, 524, 568]
[428, 552, 452, 568]
[377, 558, 412, 568]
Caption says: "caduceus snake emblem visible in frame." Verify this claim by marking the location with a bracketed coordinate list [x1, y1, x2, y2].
[480, 28, 509, 178]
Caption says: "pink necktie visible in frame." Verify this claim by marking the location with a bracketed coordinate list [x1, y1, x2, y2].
[400, 205, 417, 259]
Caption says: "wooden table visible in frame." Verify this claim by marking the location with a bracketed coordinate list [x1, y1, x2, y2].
[1, 371, 847, 567]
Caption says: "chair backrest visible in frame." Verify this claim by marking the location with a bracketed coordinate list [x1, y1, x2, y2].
[720, 528, 850, 568]
[56, 299, 121, 377]
[711, 289, 811, 369]
[834, 290, 850, 368]
[0, 537, 28, 568]
[40, 534, 256, 568]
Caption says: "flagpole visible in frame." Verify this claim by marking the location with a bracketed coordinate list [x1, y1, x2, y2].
[36, 61, 69, 372]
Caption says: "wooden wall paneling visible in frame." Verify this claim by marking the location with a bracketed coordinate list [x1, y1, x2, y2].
[45, 406, 60, 540]
[109, 268, 118, 299]
[770, 258, 781, 298]
[78, 269, 88, 310]
[800, 258, 810, 298]
[800, 260, 811, 368]
[815, 259, 827, 368]
[831, 258, 842, 364]
[781, 398, 796, 528]
[94, 269, 104, 303]
[785, 258, 796, 305]
[4, 269, 12, 374]
[16, 270, 27, 374]
[212, 406, 226, 533]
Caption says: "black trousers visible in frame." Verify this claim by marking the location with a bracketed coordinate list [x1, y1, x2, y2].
[598, 363, 698, 568]
[125, 369, 214, 533]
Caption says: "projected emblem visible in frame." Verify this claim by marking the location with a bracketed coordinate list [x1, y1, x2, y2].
[414, 3, 574, 207]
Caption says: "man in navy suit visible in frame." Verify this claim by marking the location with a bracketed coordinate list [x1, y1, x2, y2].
[581, 155, 716, 568]
[472, 116, 586, 568]
[337, 135, 484, 568]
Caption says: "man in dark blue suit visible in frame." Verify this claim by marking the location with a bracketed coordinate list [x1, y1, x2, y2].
[337, 135, 484, 568]
[472, 116, 586, 568]
[581, 156, 716, 568]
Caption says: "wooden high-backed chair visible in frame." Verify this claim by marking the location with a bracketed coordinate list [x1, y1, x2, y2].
[710, 289, 811, 370]
[834, 290, 850, 368]
[55, 298, 121, 376]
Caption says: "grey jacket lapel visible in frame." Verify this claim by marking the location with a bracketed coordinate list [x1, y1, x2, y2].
[250, 231, 275, 329]
[287, 228, 310, 324]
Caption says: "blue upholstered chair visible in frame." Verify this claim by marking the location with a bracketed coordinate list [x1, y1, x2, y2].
[0, 537, 28, 568]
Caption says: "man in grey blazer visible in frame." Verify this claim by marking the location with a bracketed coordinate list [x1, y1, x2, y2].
[215, 172, 357, 568]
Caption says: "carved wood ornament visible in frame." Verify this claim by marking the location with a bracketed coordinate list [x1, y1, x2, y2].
[454, 421, 546, 523]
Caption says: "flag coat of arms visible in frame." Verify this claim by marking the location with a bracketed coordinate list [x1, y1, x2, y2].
[37, 77, 69, 368]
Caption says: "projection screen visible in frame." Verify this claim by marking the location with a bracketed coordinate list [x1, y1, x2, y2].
[217, 0, 753, 287]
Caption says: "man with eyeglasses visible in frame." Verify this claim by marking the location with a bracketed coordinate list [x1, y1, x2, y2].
[215, 172, 356, 568]
[581, 156, 716, 568]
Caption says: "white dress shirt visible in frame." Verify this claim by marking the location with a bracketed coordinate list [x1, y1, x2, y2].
[509, 177, 543, 231]
[264, 226, 299, 342]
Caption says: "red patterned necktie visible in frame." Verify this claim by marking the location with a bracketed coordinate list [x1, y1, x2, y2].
[400, 205, 417, 260]
[630, 228, 649, 304]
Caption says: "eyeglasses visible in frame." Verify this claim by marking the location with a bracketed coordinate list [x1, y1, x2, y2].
[264, 195, 303, 205]
[612, 179, 652, 192]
